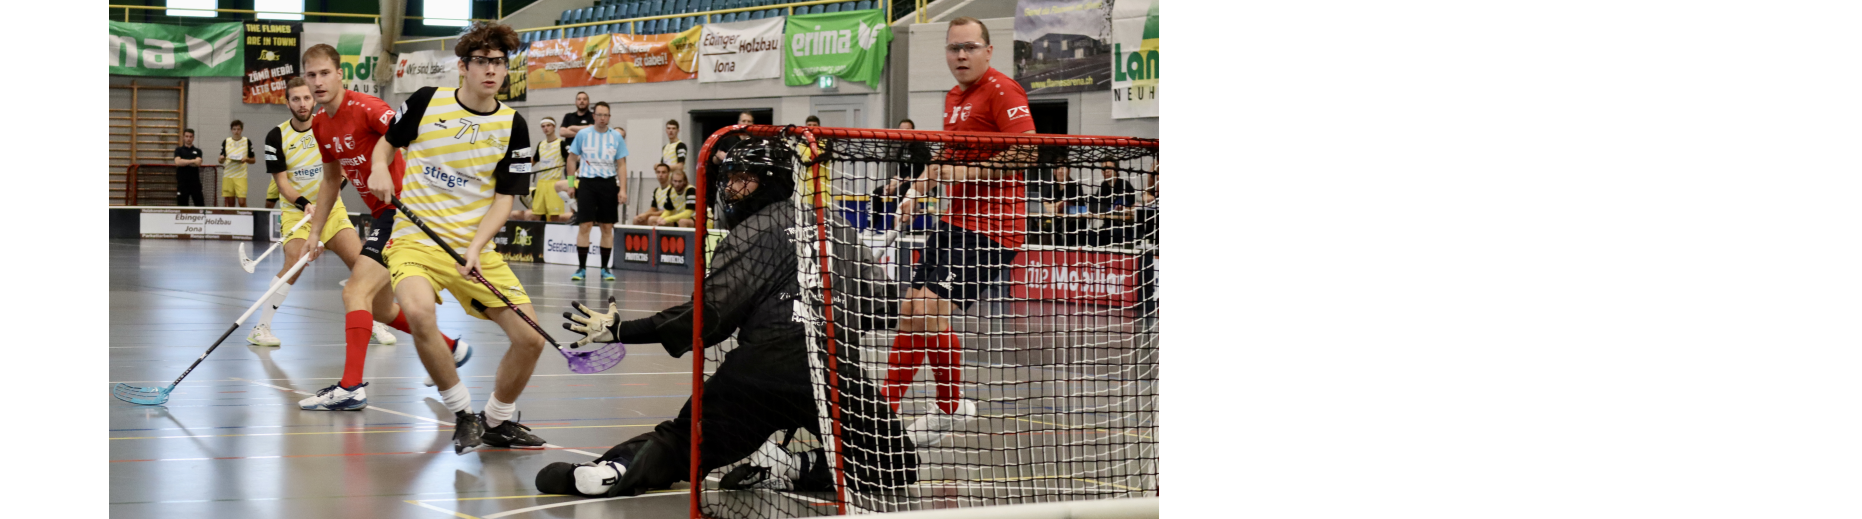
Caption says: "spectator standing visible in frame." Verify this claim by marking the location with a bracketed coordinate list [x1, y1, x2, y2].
[558, 91, 595, 140]
[220, 120, 256, 207]
[174, 129, 205, 206]
[661, 119, 687, 178]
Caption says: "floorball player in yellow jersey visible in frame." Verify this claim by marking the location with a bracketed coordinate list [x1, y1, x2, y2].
[381, 23, 547, 454]
[220, 120, 255, 207]
[245, 77, 399, 348]
[531, 117, 570, 222]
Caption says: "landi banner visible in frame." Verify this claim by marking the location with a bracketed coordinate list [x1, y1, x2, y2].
[525, 35, 612, 90]
[109, 21, 244, 77]
[1013, 0, 1112, 95]
[697, 17, 783, 83]
[242, 21, 301, 104]
[1109, 0, 1158, 119]
[783, 9, 891, 88]
[606, 25, 702, 84]
[300, 23, 386, 98]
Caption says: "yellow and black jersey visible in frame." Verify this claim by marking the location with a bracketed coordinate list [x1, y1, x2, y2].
[661, 140, 686, 170]
[534, 137, 568, 183]
[263, 122, 328, 214]
[385, 86, 532, 252]
[221, 137, 251, 179]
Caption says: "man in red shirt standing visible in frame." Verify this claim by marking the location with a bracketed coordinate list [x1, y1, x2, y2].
[297, 43, 467, 412]
[883, 16, 1037, 444]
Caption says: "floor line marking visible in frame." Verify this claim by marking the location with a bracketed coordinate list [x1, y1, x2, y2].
[406, 499, 483, 519]
[231, 377, 605, 457]
[111, 371, 695, 384]
[474, 489, 684, 519]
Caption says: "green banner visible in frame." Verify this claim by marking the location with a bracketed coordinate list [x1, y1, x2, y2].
[109, 21, 244, 77]
[784, 9, 892, 88]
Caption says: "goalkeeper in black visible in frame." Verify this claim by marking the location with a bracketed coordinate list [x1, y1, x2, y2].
[535, 137, 919, 498]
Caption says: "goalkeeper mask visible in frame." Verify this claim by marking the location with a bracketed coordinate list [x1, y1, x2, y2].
[714, 137, 796, 230]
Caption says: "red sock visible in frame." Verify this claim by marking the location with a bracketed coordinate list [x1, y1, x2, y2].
[388, 311, 457, 351]
[926, 332, 963, 414]
[882, 333, 928, 412]
[340, 311, 372, 388]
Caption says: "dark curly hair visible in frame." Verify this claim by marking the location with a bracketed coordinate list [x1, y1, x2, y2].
[454, 22, 521, 59]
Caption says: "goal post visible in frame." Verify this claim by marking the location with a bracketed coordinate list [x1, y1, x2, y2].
[691, 125, 1159, 519]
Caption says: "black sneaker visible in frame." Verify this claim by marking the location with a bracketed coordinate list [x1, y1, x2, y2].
[452, 410, 485, 455]
[481, 411, 547, 449]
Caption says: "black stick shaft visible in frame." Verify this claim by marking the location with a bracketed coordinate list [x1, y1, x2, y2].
[390, 198, 563, 349]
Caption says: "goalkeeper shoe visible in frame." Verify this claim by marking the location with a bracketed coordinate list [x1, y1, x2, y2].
[371, 321, 397, 345]
[299, 382, 368, 411]
[601, 269, 616, 281]
[536, 460, 628, 497]
[245, 323, 281, 347]
[571, 269, 586, 281]
[481, 411, 547, 449]
[422, 336, 473, 387]
[452, 410, 485, 455]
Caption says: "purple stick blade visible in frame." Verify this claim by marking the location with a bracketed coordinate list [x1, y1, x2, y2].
[562, 342, 626, 374]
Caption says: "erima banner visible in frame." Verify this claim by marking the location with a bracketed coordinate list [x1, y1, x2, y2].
[698, 17, 784, 83]
[1109, 0, 1158, 119]
[393, 50, 459, 93]
[109, 22, 243, 77]
[1014, 0, 1111, 94]
[300, 23, 386, 98]
[526, 36, 611, 90]
[242, 22, 301, 104]
[607, 25, 702, 84]
[784, 9, 892, 88]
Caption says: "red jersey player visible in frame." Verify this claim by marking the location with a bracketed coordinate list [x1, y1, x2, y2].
[886, 16, 1037, 445]
[295, 43, 468, 411]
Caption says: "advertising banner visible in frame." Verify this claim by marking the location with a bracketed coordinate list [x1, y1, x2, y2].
[542, 222, 601, 266]
[526, 36, 612, 90]
[242, 21, 301, 104]
[619, 229, 653, 269]
[1109, 0, 1158, 119]
[498, 48, 528, 102]
[493, 221, 544, 263]
[109, 21, 243, 77]
[1009, 247, 1145, 307]
[783, 9, 891, 88]
[607, 26, 702, 84]
[653, 228, 698, 274]
[1013, 0, 1111, 94]
[392, 50, 460, 93]
[301, 23, 385, 98]
[698, 17, 783, 83]
[140, 208, 255, 240]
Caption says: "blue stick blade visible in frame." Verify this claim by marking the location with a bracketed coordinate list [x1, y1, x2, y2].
[111, 383, 173, 405]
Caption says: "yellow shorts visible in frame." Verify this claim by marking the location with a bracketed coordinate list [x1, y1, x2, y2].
[221, 175, 248, 197]
[280, 199, 354, 244]
[385, 241, 531, 321]
[266, 178, 279, 201]
[533, 179, 566, 216]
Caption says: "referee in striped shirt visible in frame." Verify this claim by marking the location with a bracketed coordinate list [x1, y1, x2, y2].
[566, 101, 628, 282]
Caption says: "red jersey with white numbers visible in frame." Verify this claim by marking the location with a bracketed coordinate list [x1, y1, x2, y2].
[310, 90, 407, 216]
[942, 66, 1035, 248]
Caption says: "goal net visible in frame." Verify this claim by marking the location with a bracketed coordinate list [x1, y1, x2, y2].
[689, 125, 1159, 518]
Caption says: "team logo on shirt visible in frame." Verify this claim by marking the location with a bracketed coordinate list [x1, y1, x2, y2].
[947, 104, 971, 124]
[1006, 106, 1030, 121]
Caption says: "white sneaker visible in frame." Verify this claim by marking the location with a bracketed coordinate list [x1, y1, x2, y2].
[371, 321, 397, 345]
[298, 382, 368, 411]
[245, 323, 281, 347]
[907, 399, 976, 447]
[422, 336, 472, 387]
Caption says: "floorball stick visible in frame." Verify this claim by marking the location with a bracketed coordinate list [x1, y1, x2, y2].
[238, 213, 315, 273]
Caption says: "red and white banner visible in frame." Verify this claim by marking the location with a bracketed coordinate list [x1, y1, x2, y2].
[1010, 248, 1145, 307]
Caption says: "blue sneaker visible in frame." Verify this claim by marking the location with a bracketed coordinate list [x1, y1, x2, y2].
[571, 268, 586, 281]
[601, 269, 616, 281]
[422, 335, 472, 387]
[298, 382, 368, 411]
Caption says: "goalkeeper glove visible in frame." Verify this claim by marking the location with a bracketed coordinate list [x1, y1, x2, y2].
[564, 296, 621, 347]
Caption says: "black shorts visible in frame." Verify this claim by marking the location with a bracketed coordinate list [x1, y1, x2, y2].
[575, 176, 620, 224]
[359, 209, 396, 268]
[909, 221, 1019, 309]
